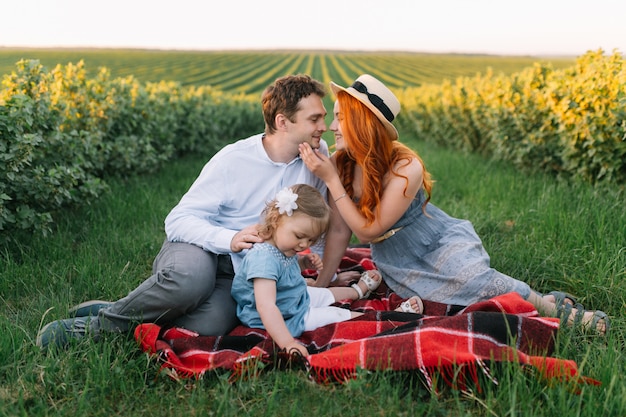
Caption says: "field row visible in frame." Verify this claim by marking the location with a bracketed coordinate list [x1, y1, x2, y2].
[0, 48, 575, 94]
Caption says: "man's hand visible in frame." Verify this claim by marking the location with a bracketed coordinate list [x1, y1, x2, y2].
[230, 225, 263, 252]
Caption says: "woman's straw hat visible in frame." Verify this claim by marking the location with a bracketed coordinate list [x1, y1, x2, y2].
[330, 74, 400, 140]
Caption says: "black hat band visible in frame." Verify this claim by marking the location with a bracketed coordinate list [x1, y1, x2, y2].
[351, 81, 395, 122]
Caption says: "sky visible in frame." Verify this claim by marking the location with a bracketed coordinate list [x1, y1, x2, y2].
[1, 0, 624, 56]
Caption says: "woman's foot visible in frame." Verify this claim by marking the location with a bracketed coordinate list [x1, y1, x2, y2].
[543, 291, 577, 307]
[395, 296, 424, 314]
[351, 270, 382, 299]
[575, 308, 610, 335]
[589, 311, 609, 335]
[529, 291, 608, 335]
[558, 302, 610, 336]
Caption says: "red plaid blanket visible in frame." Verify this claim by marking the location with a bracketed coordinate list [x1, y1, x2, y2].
[134, 248, 599, 390]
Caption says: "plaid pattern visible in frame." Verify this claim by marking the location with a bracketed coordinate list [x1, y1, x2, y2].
[134, 248, 599, 390]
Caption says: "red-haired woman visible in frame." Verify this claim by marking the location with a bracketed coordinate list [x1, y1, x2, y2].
[299, 74, 608, 335]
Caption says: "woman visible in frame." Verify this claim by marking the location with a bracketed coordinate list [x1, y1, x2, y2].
[299, 74, 608, 334]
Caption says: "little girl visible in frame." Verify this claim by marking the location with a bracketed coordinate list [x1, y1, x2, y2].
[231, 184, 422, 356]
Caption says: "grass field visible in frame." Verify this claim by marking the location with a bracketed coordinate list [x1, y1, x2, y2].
[0, 48, 576, 93]
[1, 48, 623, 416]
[1, 134, 624, 416]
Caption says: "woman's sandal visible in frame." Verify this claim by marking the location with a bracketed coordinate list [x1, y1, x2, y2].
[556, 302, 610, 336]
[351, 270, 382, 300]
[589, 311, 611, 335]
[397, 295, 424, 314]
[547, 290, 578, 306]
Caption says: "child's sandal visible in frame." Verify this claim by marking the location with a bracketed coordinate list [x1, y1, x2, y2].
[351, 270, 382, 300]
[398, 296, 424, 314]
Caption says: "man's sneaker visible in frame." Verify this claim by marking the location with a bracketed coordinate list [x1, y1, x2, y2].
[68, 300, 113, 317]
[36, 317, 96, 350]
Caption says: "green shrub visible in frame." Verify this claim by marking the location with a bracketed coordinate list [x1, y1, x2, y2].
[0, 60, 261, 237]
[0, 60, 106, 235]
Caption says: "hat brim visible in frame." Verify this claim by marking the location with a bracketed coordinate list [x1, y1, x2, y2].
[330, 81, 398, 140]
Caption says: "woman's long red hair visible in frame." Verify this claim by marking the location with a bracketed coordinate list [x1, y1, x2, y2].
[334, 91, 433, 226]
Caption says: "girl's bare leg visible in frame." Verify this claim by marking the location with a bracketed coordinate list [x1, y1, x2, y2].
[328, 270, 382, 301]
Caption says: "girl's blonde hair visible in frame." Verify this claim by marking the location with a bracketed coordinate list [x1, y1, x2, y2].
[334, 91, 433, 226]
[258, 184, 330, 243]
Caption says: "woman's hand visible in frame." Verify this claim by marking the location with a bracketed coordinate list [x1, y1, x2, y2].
[230, 224, 263, 252]
[299, 143, 337, 183]
[330, 271, 361, 287]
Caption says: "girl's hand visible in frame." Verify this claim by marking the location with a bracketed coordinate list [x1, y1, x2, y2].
[300, 252, 323, 271]
[284, 340, 309, 357]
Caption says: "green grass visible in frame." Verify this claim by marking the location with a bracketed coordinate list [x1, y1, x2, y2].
[1, 137, 624, 416]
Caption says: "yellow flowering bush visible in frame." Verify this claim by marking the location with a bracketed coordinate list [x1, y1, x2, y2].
[400, 50, 626, 184]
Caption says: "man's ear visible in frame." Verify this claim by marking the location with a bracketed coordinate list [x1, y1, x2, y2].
[275, 113, 289, 131]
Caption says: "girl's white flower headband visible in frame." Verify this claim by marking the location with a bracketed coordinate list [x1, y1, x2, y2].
[275, 187, 298, 216]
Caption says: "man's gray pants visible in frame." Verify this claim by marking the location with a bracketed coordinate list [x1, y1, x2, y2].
[93, 240, 239, 336]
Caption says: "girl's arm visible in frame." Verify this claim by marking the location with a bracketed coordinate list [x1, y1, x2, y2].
[253, 278, 308, 356]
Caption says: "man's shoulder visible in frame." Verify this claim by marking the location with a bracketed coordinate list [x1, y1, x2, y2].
[224, 133, 263, 151]
[212, 133, 262, 157]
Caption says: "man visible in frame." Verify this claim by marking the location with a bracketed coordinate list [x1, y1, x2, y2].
[37, 74, 329, 349]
